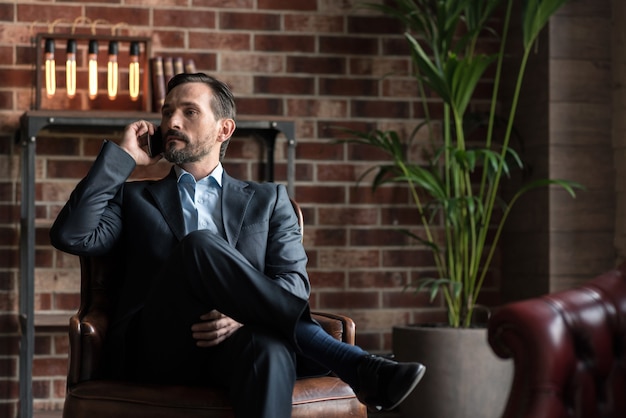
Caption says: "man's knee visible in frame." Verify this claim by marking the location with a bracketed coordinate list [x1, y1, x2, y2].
[178, 230, 244, 271]
[239, 329, 296, 373]
[180, 230, 223, 253]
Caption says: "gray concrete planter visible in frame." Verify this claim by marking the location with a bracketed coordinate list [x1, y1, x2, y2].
[393, 325, 513, 418]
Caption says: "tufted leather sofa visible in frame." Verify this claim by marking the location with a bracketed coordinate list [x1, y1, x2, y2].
[487, 263, 626, 418]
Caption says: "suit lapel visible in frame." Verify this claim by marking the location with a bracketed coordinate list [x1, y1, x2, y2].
[147, 168, 187, 241]
[145, 169, 253, 244]
[221, 172, 254, 246]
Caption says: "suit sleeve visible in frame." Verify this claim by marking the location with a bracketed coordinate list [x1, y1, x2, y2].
[49, 141, 136, 256]
[264, 185, 311, 300]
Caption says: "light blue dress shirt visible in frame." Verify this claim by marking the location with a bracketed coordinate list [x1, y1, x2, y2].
[175, 164, 224, 237]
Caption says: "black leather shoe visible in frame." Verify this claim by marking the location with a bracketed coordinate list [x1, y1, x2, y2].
[353, 354, 425, 411]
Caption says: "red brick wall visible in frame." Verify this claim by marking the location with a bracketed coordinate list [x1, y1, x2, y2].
[0, 0, 499, 414]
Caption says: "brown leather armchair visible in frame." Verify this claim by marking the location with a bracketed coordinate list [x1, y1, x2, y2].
[62, 199, 367, 418]
[488, 264, 626, 418]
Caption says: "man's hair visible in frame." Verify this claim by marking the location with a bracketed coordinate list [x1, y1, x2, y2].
[166, 72, 237, 120]
[166, 72, 236, 161]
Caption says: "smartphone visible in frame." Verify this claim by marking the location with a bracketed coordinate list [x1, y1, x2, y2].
[143, 127, 163, 157]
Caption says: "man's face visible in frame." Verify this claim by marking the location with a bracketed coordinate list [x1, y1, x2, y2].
[160, 82, 222, 165]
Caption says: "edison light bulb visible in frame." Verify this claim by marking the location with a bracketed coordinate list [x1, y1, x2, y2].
[44, 39, 56, 98]
[129, 42, 140, 101]
[107, 41, 118, 100]
[66, 39, 77, 98]
[88, 40, 98, 100]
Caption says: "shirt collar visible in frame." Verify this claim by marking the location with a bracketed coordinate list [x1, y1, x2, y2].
[175, 163, 223, 187]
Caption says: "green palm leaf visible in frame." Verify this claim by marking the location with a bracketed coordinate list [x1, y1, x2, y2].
[523, 0, 570, 49]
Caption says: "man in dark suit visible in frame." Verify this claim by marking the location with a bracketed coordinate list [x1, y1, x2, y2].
[50, 72, 425, 418]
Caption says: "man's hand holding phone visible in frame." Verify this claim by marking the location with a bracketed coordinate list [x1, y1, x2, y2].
[119, 121, 163, 165]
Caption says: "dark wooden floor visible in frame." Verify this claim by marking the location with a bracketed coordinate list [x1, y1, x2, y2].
[34, 408, 403, 417]
[34, 409, 403, 417]
[33, 412, 62, 418]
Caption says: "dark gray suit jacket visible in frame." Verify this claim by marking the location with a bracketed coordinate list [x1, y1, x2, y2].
[50, 140, 311, 372]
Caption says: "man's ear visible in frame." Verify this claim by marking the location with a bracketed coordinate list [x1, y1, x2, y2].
[218, 118, 236, 143]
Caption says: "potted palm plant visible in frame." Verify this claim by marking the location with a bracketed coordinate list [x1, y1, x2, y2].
[346, 0, 581, 416]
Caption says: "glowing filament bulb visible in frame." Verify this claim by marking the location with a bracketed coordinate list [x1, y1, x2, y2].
[129, 42, 140, 101]
[66, 39, 77, 98]
[107, 41, 118, 100]
[44, 39, 56, 98]
[88, 40, 98, 100]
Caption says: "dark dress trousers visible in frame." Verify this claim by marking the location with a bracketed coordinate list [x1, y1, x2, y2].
[50, 140, 320, 418]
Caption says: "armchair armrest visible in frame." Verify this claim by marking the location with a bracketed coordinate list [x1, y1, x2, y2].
[488, 298, 574, 418]
[67, 308, 110, 386]
[312, 311, 355, 345]
[67, 255, 118, 386]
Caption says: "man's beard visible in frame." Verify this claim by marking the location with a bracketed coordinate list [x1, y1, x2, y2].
[164, 146, 204, 164]
[163, 130, 211, 164]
